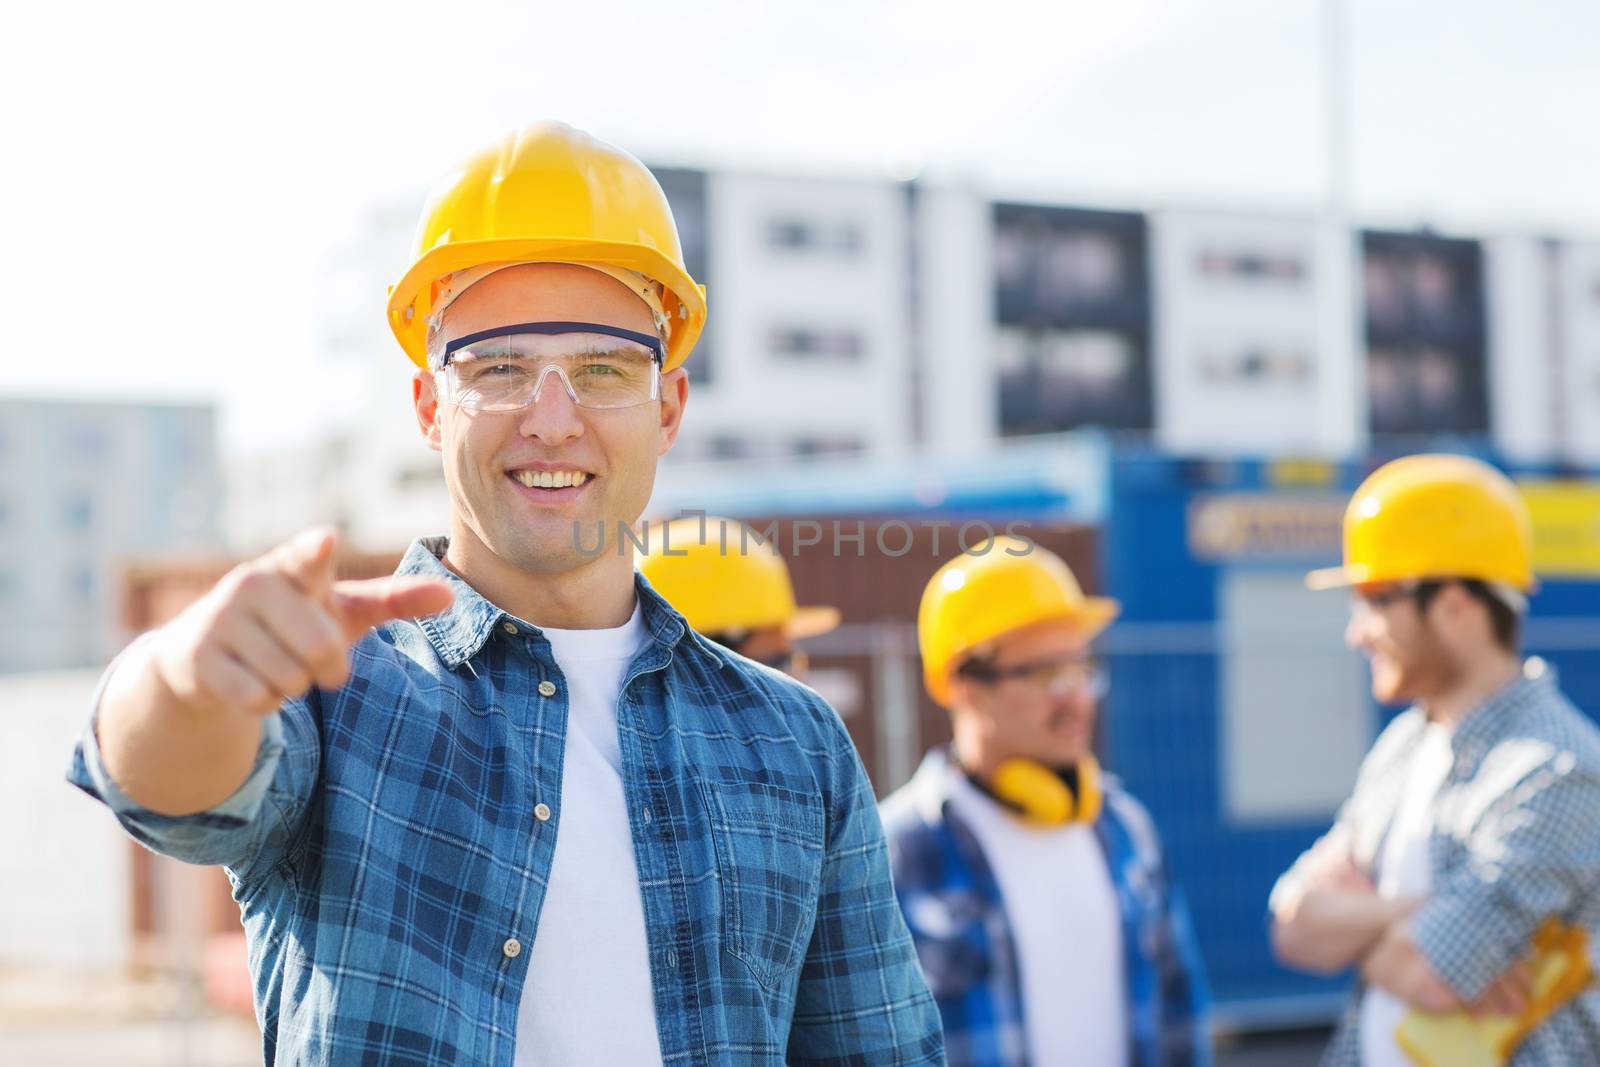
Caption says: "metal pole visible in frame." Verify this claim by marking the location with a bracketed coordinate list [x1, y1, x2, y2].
[871, 623, 920, 793]
[1317, 0, 1364, 457]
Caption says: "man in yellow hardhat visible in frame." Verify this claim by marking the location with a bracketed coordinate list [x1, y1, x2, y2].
[1269, 454, 1600, 1066]
[881, 537, 1210, 1067]
[67, 123, 941, 1065]
[637, 515, 839, 676]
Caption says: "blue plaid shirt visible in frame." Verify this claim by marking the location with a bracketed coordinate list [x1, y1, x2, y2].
[881, 749, 1210, 1067]
[68, 537, 943, 1065]
[1272, 662, 1600, 1066]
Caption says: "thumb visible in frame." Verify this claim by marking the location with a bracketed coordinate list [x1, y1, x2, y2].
[331, 576, 455, 640]
[272, 525, 340, 594]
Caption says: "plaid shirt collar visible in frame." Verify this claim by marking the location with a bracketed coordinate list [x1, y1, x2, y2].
[400, 535, 727, 672]
[1444, 659, 1558, 774]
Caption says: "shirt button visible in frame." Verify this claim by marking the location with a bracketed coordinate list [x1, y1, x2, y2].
[665, 949, 677, 970]
[534, 803, 552, 822]
[502, 621, 519, 635]
[502, 937, 522, 959]
[642, 807, 653, 824]
[538, 680, 557, 697]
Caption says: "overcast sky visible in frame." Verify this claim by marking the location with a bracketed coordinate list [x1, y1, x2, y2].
[5, 0, 1597, 455]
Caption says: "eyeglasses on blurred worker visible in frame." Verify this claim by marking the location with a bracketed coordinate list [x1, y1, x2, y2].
[881, 537, 1211, 1067]
[1270, 454, 1600, 1067]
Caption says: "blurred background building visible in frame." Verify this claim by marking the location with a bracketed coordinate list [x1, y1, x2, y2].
[218, 168, 1600, 554]
[0, 399, 219, 672]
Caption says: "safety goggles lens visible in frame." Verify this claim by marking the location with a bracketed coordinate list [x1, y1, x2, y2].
[440, 324, 663, 412]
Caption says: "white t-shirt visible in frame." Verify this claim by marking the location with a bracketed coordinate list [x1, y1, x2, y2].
[1359, 721, 1456, 1067]
[947, 763, 1129, 1067]
[515, 601, 662, 1067]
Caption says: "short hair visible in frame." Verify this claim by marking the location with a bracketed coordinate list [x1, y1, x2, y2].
[1414, 578, 1520, 652]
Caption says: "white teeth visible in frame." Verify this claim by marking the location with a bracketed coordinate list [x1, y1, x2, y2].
[513, 470, 590, 489]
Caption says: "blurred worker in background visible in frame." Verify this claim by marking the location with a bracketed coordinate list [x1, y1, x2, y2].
[1270, 454, 1600, 1066]
[881, 536, 1210, 1067]
[636, 514, 839, 677]
[66, 122, 942, 1065]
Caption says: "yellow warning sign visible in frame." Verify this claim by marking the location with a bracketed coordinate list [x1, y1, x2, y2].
[1520, 481, 1600, 577]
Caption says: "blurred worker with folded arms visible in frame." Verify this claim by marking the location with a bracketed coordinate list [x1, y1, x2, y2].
[1270, 454, 1600, 1065]
[882, 537, 1210, 1066]
[637, 514, 838, 677]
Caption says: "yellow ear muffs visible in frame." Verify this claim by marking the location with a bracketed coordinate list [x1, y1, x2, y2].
[988, 756, 1103, 827]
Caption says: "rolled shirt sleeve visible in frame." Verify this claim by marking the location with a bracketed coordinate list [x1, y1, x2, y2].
[1409, 746, 1600, 1001]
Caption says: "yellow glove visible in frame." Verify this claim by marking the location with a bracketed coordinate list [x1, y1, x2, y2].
[1395, 919, 1593, 1067]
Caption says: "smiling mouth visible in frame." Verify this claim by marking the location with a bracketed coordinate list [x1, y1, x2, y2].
[508, 469, 592, 489]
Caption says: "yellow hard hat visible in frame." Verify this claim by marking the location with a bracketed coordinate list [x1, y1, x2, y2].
[386, 122, 707, 372]
[918, 537, 1120, 708]
[638, 517, 840, 639]
[1306, 454, 1534, 592]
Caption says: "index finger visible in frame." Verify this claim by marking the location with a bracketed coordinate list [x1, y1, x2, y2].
[330, 576, 455, 641]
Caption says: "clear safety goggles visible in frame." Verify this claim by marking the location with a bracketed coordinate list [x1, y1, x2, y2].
[958, 654, 1109, 699]
[437, 321, 664, 413]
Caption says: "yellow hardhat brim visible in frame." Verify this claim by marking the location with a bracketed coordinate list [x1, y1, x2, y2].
[1073, 598, 1122, 636]
[788, 605, 842, 640]
[1304, 563, 1373, 591]
[387, 236, 708, 373]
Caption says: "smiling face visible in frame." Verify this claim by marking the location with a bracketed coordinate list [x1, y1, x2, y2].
[1346, 583, 1459, 707]
[412, 263, 687, 582]
[949, 618, 1100, 774]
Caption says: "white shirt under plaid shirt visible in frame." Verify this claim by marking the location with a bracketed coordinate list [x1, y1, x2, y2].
[1271, 660, 1600, 1065]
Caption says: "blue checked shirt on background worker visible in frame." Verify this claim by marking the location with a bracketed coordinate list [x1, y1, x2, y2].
[881, 538, 1211, 1067]
[1270, 454, 1600, 1067]
[66, 123, 942, 1065]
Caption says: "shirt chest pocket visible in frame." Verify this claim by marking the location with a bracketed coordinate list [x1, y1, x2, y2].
[698, 779, 825, 989]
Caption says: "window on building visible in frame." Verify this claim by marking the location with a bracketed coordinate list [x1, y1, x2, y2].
[70, 565, 95, 600]
[710, 435, 755, 461]
[1362, 232, 1488, 438]
[992, 204, 1153, 433]
[994, 204, 1148, 325]
[68, 426, 111, 461]
[765, 217, 863, 256]
[1368, 345, 1479, 435]
[997, 327, 1149, 434]
[64, 493, 93, 530]
[1195, 249, 1307, 284]
[396, 463, 445, 489]
[1197, 346, 1313, 385]
[769, 326, 864, 360]
[790, 436, 863, 459]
